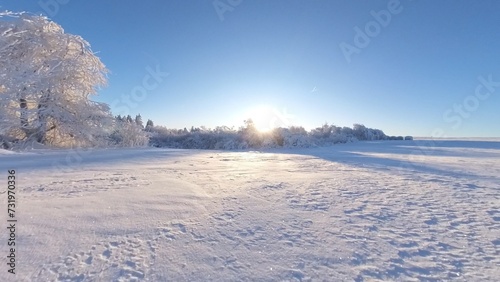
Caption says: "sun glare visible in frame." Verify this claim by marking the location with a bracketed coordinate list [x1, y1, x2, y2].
[247, 105, 277, 132]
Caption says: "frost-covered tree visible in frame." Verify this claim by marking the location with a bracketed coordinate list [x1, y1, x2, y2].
[0, 11, 111, 146]
[353, 124, 367, 140]
[109, 118, 149, 147]
[135, 114, 143, 128]
[126, 115, 133, 123]
[145, 119, 154, 132]
[240, 119, 263, 148]
[311, 123, 333, 139]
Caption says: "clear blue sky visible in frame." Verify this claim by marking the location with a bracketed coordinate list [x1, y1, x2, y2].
[3, 0, 500, 137]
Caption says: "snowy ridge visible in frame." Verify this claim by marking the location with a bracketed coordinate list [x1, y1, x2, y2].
[0, 139, 499, 281]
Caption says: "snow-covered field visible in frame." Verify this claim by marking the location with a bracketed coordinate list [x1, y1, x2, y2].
[1, 139, 499, 281]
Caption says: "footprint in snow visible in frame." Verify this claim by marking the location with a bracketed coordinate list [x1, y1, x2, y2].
[32, 236, 151, 281]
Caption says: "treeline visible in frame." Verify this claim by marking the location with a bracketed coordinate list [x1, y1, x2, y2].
[1, 111, 411, 150]
[146, 120, 411, 150]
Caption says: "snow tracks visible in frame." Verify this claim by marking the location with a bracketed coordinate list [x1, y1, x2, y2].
[1, 141, 499, 281]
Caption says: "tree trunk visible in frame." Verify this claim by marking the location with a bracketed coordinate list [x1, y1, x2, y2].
[36, 90, 50, 143]
[20, 98, 28, 128]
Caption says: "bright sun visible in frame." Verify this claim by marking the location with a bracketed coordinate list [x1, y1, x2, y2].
[246, 105, 277, 132]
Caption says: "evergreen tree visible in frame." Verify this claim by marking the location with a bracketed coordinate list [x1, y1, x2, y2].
[145, 119, 154, 131]
[135, 114, 143, 128]
[126, 115, 133, 123]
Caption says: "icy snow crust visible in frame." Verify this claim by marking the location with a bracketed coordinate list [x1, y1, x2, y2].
[0, 139, 499, 281]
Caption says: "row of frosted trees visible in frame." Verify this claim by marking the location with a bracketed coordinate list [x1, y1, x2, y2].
[146, 120, 394, 150]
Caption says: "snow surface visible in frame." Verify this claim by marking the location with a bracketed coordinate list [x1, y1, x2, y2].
[1, 139, 499, 281]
